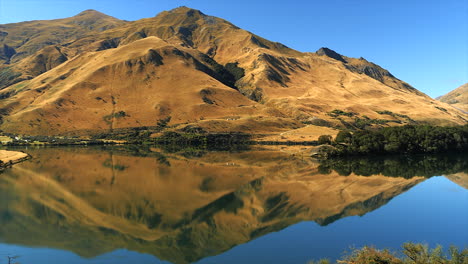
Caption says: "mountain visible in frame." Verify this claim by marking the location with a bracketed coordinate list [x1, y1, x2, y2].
[0, 10, 126, 86]
[438, 83, 468, 113]
[0, 7, 466, 136]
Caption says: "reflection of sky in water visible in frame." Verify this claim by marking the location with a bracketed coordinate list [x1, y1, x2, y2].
[0, 176, 466, 264]
[200, 176, 468, 264]
[0, 246, 169, 264]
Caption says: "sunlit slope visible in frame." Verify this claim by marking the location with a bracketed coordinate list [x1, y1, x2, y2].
[438, 83, 468, 113]
[0, 10, 126, 86]
[0, 37, 260, 135]
[0, 7, 465, 135]
[0, 148, 425, 263]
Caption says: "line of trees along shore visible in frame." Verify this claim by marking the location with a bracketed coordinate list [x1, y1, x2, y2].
[318, 124, 468, 158]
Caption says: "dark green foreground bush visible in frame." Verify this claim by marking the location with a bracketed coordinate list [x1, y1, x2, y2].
[308, 243, 468, 264]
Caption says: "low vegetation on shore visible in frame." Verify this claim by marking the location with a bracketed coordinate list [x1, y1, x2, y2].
[317, 124, 468, 158]
[309, 243, 468, 264]
[0, 150, 31, 169]
[1, 117, 467, 159]
[0, 116, 255, 150]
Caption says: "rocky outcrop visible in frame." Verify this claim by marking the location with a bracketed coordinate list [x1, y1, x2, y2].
[316, 47, 347, 63]
[0, 44, 16, 64]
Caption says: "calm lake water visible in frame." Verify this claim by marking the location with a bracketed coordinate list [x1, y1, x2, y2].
[0, 146, 467, 264]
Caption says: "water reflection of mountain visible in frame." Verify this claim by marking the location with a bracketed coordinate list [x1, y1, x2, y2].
[0, 147, 465, 264]
[445, 173, 468, 189]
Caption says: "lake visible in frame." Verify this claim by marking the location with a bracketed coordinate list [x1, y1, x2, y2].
[0, 146, 467, 264]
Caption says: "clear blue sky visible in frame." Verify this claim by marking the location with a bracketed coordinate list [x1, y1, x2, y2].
[0, 0, 466, 97]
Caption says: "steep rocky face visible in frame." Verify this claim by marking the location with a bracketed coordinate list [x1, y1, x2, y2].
[316, 47, 424, 96]
[0, 44, 16, 63]
[317, 47, 347, 63]
[438, 83, 468, 113]
[0, 7, 465, 135]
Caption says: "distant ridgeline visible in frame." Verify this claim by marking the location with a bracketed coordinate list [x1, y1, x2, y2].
[317, 124, 468, 158]
[318, 153, 468, 178]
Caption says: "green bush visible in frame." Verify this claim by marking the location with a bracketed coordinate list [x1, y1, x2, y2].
[335, 131, 352, 143]
[328, 109, 356, 117]
[318, 134, 332, 145]
[309, 243, 468, 264]
[340, 246, 403, 264]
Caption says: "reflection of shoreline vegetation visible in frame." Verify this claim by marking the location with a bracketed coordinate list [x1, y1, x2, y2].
[309, 243, 468, 264]
[317, 125, 468, 158]
[1, 146, 466, 263]
[2, 122, 468, 162]
[319, 154, 468, 178]
[102, 159, 128, 171]
[152, 131, 252, 150]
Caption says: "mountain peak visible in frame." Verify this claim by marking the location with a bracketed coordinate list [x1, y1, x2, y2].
[153, 6, 211, 29]
[168, 6, 205, 16]
[69, 9, 124, 28]
[316, 47, 347, 63]
[76, 9, 106, 16]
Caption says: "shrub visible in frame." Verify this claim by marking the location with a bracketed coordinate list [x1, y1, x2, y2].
[308, 243, 468, 264]
[328, 109, 356, 117]
[340, 246, 403, 264]
[318, 134, 332, 145]
[335, 131, 352, 143]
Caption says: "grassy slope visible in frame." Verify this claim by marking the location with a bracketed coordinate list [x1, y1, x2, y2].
[0, 7, 465, 136]
[438, 83, 468, 113]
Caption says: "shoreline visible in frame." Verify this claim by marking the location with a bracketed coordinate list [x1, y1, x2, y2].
[0, 150, 31, 168]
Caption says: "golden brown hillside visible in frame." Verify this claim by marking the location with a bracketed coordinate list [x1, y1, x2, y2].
[0, 7, 466, 136]
[438, 83, 468, 113]
[0, 10, 126, 87]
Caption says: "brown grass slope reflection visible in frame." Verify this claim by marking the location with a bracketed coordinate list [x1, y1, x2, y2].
[445, 172, 468, 190]
[0, 147, 464, 263]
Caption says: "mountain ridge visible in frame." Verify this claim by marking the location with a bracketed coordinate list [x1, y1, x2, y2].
[0, 7, 465, 136]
